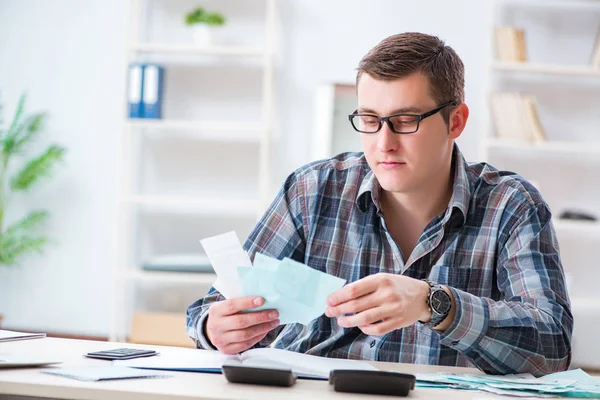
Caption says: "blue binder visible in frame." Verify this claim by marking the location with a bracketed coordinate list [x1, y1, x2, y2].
[142, 64, 164, 119]
[127, 63, 144, 118]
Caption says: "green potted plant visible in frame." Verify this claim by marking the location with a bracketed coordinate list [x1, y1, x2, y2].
[0, 94, 66, 268]
[184, 6, 226, 47]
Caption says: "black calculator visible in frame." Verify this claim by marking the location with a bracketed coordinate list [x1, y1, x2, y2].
[85, 348, 158, 360]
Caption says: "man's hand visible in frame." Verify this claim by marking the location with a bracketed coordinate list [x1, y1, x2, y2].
[206, 297, 280, 355]
[325, 273, 432, 336]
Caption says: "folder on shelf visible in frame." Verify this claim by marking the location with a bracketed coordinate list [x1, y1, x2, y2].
[494, 26, 527, 62]
[521, 94, 545, 143]
[490, 92, 545, 143]
[127, 63, 144, 118]
[142, 64, 164, 119]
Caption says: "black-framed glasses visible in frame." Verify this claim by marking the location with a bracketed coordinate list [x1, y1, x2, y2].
[348, 101, 457, 134]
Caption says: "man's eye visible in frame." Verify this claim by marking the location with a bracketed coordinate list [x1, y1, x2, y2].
[361, 117, 379, 125]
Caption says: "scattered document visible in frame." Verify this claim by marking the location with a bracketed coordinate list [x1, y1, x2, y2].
[199, 231, 252, 298]
[239, 253, 346, 325]
[0, 329, 46, 342]
[415, 369, 600, 398]
[115, 347, 376, 380]
[0, 356, 61, 369]
[200, 232, 346, 326]
[42, 366, 171, 382]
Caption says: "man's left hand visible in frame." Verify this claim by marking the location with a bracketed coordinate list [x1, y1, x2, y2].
[325, 273, 431, 336]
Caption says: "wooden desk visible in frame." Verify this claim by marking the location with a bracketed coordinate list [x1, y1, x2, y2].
[0, 337, 540, 399]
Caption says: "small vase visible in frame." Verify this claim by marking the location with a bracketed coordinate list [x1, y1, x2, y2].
[192, 25, 212, 47]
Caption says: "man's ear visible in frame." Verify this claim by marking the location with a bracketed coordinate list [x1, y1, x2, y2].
[448, 103, 469, 140]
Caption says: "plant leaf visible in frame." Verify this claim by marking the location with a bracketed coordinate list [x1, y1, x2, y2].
[10, 145, 66, 191]
[5, 94, 26, 141]
[4, 210, 49, 237]
[0, 233, 49, 266]
[0, 92, 4, 136]
[3, 112, 46, 155]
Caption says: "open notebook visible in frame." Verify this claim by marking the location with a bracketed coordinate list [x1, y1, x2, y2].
[115, 347, 377, 380]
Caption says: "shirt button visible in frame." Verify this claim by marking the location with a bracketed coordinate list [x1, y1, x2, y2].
[370, 340, 376, 348]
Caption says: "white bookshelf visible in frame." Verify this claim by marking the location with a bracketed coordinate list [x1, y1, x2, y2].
[485, 137, 600, 154]
[112, 0, 278, 343]
[491, 61, 600, 76]
[488, 0, 600, 368]
[552, 218, 600, 235]
[123, 195, 260, 216]
[123, 270, 217, 285]
[125, 119, 261, 132]
[497, 0, 600, 12]
[131, 43, 264, 57]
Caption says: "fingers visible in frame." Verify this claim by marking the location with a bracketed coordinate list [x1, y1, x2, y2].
[215, 320, 280, 354]
[358, 318, 401, 336]
[219, 329, 271, 355]
[220, 309, 279, 332]
[325, 293, 378, 318]
[206, 297, 280, 354]
[337, 304, 391, 328]
[211, 296, 265, 317]
[327, 276, 378, 307]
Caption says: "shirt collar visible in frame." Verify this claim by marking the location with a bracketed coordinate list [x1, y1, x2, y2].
[356, 144, 470, 227]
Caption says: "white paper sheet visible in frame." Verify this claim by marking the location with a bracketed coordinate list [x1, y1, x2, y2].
[199, 231, 252, 299]
[116, 347, 376, 379]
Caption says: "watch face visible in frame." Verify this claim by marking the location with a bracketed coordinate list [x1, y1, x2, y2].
[431, 290, 451, 315]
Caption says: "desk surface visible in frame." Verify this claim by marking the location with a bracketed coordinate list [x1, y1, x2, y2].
[0, 337, 558, 399]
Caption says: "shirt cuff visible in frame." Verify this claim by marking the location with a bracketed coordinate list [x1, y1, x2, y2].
[195, 311, 218, 350]
[438, 287, 489, 352]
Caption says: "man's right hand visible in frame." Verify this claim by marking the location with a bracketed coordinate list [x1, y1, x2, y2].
[206, 296, 280, 355]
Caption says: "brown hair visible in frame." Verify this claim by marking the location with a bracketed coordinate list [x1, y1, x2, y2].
[356, 32, 464, 122]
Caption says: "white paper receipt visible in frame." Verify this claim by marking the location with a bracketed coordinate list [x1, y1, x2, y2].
[200, 231, 252, 299]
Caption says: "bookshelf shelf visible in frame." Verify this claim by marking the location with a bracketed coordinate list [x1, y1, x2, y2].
[552, 219, 600, 234]
[116, 0, 279, 343]
[123, 195, 260, 216]
[126, 119, 261, 142]
[131, 43, 265, 57]
[571, 297, 600, 311]
[486, 138, 600, 154]
[497, 0, 600, 12]
[124, 270, 217, 285]
[491, 62, 600, 77]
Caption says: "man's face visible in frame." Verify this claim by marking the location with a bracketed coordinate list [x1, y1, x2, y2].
[357, 72, 455, 195]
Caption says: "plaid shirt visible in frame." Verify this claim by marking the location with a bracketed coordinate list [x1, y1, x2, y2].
[187, 145, 572, 376]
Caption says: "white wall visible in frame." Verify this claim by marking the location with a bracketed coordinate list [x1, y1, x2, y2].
[0, 0, 491, 336]
[0, 0, 127, 335]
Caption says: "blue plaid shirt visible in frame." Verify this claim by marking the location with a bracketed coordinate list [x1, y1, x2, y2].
[187, 145, 572, 376]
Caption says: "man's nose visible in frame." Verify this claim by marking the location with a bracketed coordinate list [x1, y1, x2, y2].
[376, 121, 400, 152]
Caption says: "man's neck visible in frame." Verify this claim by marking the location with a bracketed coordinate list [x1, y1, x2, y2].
[381, 155, 455, 228]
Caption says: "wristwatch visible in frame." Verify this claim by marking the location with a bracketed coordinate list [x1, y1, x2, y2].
[420, 280, 452, 329]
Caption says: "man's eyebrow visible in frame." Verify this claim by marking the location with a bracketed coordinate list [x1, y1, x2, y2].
[357, 106, 424, 115]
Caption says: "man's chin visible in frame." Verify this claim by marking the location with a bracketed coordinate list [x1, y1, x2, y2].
[378, 180, 412, 194]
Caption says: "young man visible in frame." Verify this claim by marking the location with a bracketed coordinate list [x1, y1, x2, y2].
[187, 32, 572, 376]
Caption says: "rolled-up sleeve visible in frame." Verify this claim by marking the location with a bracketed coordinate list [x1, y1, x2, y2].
[439, 202, 573, 377]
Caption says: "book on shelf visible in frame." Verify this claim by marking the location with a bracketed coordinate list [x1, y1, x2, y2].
[494, 26, 527, 62]
[591, 26, 600, 68]
[489, 92, 545, 143]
